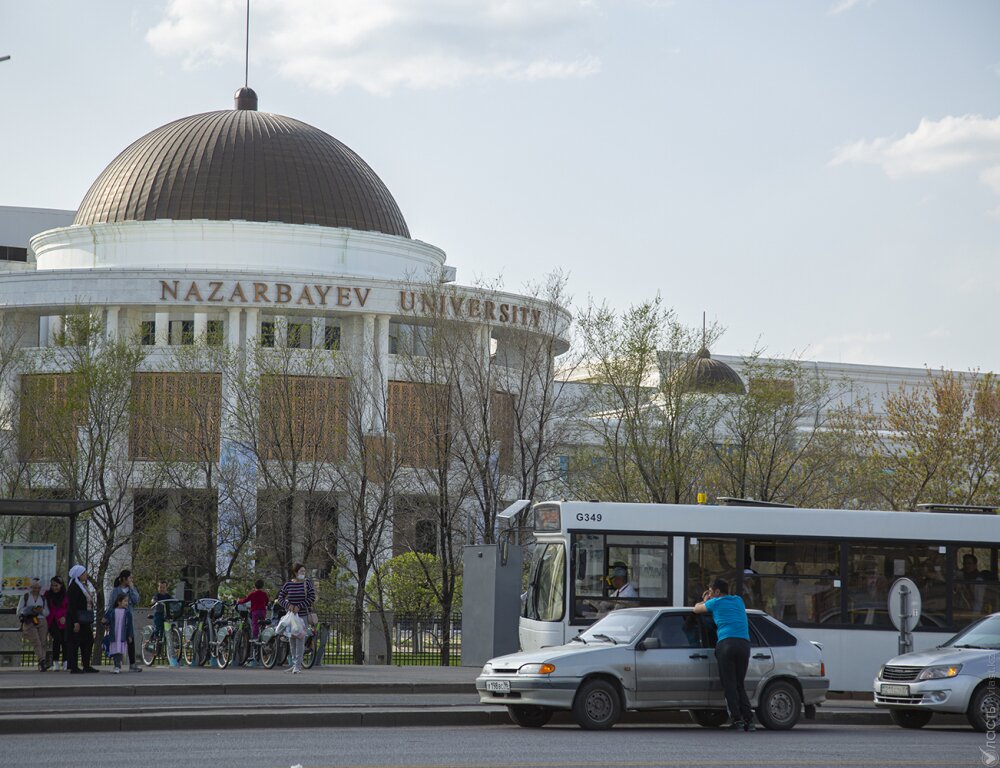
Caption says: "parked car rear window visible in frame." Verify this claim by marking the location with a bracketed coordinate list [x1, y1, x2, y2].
[749, 615, 797, 647]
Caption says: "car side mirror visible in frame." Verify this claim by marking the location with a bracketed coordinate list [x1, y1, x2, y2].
[637, 637, 660, 651]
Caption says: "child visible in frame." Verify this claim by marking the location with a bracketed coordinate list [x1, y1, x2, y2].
[151, 580, 173, 640]
[102, 593, 133, 673]
[237, 579, 269, 639]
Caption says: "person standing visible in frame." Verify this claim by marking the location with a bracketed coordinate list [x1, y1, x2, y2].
[276, 563, 315, 674]
[66, 564, 98, 673]
[17, 579, 50, 671]
[102, 592, 133, 673]
[44, 576, 68, 670]
[109, 569, 142, 672]
[694, 578, 754, 731]
[238, 579, 269, 639]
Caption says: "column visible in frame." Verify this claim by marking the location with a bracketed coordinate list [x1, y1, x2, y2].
[311, 316, 325, 349]
[244, 308, 259, 347]
[194, 311, 208, 343]
[275, 315, 288, 348]
[361, 314, 376, 433]
[39, 316, 49, 348]
[105, 306, 120, 341]
[228, 308, 242, 348]
[155, 311, 169, 347]
[374, 314, 391, 432]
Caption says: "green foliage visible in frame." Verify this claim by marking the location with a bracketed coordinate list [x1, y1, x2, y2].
[369, 552, 462, 617]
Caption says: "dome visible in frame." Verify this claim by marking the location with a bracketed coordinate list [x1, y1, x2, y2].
[73, 98, 410, 238]
[682, 346, 746, 395]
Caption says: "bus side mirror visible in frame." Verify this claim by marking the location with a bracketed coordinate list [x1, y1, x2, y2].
[637, 637, 660, 651]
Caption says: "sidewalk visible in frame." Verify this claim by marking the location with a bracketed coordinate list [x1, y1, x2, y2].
[0, 665, 964, 733]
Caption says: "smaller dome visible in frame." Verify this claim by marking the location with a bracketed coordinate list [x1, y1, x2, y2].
[234, 86, 258, 111]
[683, 347, 746, 395]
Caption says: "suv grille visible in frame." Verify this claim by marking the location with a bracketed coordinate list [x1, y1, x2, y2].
[881, 665, 920, 681]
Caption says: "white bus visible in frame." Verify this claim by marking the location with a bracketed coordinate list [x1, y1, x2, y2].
[518, 500, 1000, 692]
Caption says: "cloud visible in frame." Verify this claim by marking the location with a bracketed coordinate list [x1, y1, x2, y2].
[827, 0, 872, 16]
[830, 114, 1000, 208]
[146, 0, 602, 94]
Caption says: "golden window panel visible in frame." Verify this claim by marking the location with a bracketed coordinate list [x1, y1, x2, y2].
[19, 373, 84, 461]
[388, 381, 451, 469]
[258, 375, 348, 462]
[491, 391, 515, 474]
[130, 373, 222, 461]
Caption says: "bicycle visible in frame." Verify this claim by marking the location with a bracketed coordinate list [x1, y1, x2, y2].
[229, 602, 253, 667]
[140, 598, 185, 667]
[186, 597, 228, 667]
[259, 603, 321, 669]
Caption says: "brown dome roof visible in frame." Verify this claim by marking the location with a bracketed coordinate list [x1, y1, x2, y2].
[74, 104, 410, 238]
[683, 347, 746, 395]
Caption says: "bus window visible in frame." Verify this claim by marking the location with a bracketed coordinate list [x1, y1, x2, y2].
[687, 538, 737, 605]
[571, 533, 671, 622]
[744, 539, 840, 625]
[847, 543, 948, 628]
[531, 543, 565, 622]
[953, 545, 1000, 628]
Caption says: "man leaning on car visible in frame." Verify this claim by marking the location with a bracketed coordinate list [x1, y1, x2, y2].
[694, 578, 755, 731]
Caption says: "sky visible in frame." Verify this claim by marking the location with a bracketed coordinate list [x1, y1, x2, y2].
[1, 1, 999, 372]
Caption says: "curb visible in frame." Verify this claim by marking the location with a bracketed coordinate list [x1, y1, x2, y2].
[0, 707, 968, 734]
[0, 681, 472, 699]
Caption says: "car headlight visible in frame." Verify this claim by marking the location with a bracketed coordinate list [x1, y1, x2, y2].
[482, 663, 493, 675]
[878, 665, 885, 679]
[916, 664, 962, 681]
[518, 663, 556, 675]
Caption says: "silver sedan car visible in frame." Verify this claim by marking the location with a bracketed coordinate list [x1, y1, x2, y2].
[476, 607, 829, 730]
[874, 612, 1000, 731]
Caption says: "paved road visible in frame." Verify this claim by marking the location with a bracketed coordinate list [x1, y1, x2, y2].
[2, 724, 986, 768]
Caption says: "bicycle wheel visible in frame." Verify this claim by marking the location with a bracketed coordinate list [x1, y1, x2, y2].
[166, 626, 182, 665]
[302, 624, 322, 669]
[140, 625, 159, 666]
[217, 629, 234, 669]
[193, 627, 210, 667]
[234, 626, 251, 667]
[260, 634, 278, 669]
[276, 638, 289, 667]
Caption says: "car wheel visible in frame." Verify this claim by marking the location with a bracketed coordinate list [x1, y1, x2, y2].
[572, 678, 621, 730]
[967, 683, 1000, 733]
[689, 709, 729, 728]
[507, 705, 553, 728]
[756, 680, 801, 730]
[889, 709, 933, 729]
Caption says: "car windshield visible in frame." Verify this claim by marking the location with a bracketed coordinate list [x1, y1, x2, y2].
[576, 609, 657, 645]
[941, 615, 1000, 650]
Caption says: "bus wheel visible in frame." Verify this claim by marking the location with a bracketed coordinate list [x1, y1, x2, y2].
[572, 679, 621, 730]
[756, 680, 801, 730]
[689, 709, 729, 728]
[507, 705, 553, 728]
[889, 709, 933, 729]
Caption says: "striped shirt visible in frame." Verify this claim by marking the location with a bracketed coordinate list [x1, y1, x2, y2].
[276, 579, 315, 615]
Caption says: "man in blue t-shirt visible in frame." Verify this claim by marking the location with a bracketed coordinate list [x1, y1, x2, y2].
[694, 578, 755, 731]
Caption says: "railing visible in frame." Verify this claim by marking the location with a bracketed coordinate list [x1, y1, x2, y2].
[6, 612, 465, 668]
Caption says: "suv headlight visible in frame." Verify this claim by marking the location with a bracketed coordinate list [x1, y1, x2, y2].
[518, 663, 556, 675]
[916, 664, 962, 681]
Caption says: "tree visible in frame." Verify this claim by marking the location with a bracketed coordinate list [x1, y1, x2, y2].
[699, 352, 851, 506]
[845, 370, 1000, 510]
[571, 298, 712, 504]
[19, 309, 150, 662]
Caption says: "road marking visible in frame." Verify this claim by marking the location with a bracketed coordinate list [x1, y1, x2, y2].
[299, 761, 964, 768]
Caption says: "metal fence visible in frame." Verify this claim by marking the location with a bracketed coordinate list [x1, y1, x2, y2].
[6, 612, 464, 668]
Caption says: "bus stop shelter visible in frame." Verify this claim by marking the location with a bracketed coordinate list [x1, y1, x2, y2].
[0, 498, 105, 571]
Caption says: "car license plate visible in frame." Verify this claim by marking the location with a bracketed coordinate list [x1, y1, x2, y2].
[486, 680, 511, 693]
[881, 684, 909, 697]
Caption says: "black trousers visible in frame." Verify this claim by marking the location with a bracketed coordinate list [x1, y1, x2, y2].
[66, 623, 94, 670]
[50, 625, 65, 663]
[715, 637, 753, 723]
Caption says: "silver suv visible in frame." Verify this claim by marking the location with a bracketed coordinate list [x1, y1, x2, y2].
[874, 612, 1000, 731]
[477, 607, 828, 730]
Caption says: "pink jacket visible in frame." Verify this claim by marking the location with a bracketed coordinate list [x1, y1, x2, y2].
[45, 587, 68, 629]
